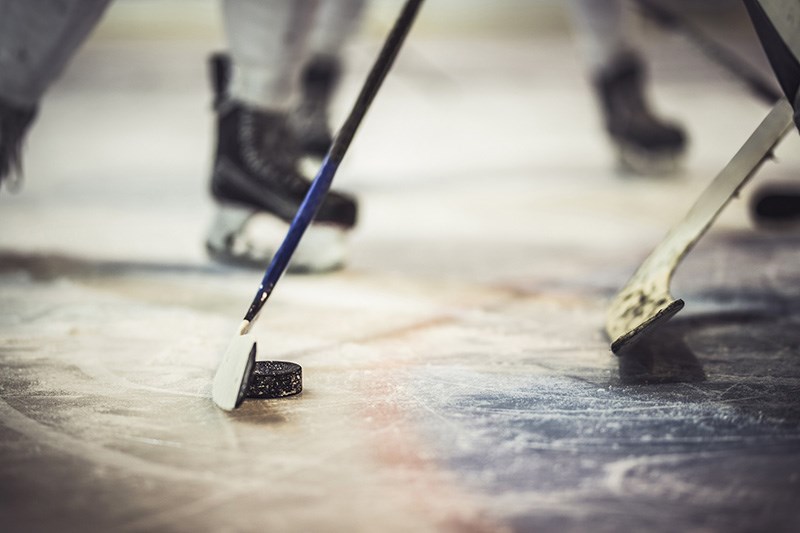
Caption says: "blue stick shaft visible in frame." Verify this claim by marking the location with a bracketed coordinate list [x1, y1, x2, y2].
[243, 0, 423, 325]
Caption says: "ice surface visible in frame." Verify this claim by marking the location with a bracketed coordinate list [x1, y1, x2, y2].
[1, 7, 800, 533]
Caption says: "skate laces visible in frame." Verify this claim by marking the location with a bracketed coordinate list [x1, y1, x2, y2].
[238, 109, 309, 194]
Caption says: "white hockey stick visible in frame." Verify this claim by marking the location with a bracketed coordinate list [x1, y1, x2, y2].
[606, 98, 795, 354]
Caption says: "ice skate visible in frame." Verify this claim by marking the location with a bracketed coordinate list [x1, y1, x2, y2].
[208, 52, 339, 159]
[595, 52, 687, 176]
[750, 182, 800, 230]
[0, 98, 37, 192]
[205, 54, 357, 273]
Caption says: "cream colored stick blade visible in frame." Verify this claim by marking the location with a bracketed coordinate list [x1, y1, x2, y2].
[607, 98, 795, 354]
[212, 333, 257, 411]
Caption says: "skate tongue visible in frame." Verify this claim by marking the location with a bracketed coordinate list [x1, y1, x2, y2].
[212, 333, 257, 411]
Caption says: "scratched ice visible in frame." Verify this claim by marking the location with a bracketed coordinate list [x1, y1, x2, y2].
[1, 4, 800, 533]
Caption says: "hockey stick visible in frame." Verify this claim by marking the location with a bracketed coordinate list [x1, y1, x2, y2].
[606, 98, 794, 355]
[636, 0, 782, 105]
[213, 0, 424, 410]
[608, 1, 800, 355]
[636, 0, 782, 104]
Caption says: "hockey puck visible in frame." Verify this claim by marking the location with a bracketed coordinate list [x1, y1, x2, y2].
[246, 361, 302, 399]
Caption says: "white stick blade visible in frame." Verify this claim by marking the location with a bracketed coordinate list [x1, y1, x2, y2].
[212, 334, 257, 411]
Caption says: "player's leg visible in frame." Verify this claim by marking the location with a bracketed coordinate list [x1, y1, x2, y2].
[569, 0, 687, 175]
[0, 0, 111, 190]
[207, 0, 357, 272]
[289, 0, 367, 158]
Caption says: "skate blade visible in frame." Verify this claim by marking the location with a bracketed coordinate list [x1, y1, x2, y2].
[206, 203, 349, 273]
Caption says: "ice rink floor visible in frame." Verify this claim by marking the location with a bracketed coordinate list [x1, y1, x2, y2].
[1, 4, 799, 532]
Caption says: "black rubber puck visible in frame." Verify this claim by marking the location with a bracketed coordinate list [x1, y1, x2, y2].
[246, 361, 302, 399]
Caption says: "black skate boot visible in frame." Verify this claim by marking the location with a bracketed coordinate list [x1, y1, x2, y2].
[595, 52, 687, 176]
[289, 53, 342, 159]
[206, 54, 358, 272]
[0, 98, 37, 192]
[208, 52, 340, 159]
